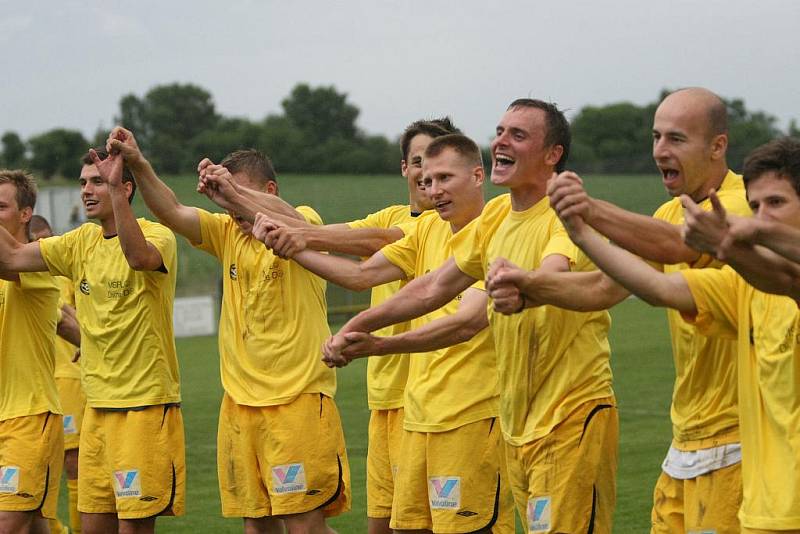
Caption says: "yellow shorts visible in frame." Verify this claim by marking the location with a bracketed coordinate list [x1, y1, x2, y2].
[742, 529, 800, 534]
[218, 392, 351, 519]
[390, 417, 515, 533]
[366, 407, 404, 518]
[55, 377, 86, 451]
[0, 412, 63, 519]
[78, 404, 185, 519]
[505, 397, 618, 534]
[651, 462, 742, 534]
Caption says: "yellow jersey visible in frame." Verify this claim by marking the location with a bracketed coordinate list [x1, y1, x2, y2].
[684, 266, 800, 530]
[381, 212, 498, 432]
[451, 194, 614, 446]
[194, 206, 336, 406]
[348, 204, 419, 410]
[39, 220, 181, 408]
[653, 170, 750, 447]
[0, 271, 61, 421]
[53, 276, 80, 380]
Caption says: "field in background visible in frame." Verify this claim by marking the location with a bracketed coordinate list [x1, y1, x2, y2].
[51, 173, 676, 532]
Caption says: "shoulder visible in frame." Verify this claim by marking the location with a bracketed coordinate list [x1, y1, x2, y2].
[296, 205, 323, 225]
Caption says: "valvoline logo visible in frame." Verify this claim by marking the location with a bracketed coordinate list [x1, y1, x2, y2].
[428, 476, 460, 509]
[113, 469, 142, 498]
[528, 495, 551, 533]
[0, 466, 20, 493]
[272, 463, 306, 494]
[63, 415, 77, 435]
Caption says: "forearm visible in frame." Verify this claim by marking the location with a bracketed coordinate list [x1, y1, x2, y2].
[234, 188, 304, 223]
[110, 187, 160, 271]
[590, 200, 699, 264]
[292, 250, 400, 291]
[0, 228, 46, 273]
[305, 225, 404, 256]
[376, 312, 487, 355]
[754, 220, 800, 263]
[57, 311, 81, 347]
[129, 159, 182, 222]
[726, 242, 800, 299]
[520, 270, 629, 311]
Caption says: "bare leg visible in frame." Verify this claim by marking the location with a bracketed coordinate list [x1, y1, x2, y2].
[243, 517, 286, 534]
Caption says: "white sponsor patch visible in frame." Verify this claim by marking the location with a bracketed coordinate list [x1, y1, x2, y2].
[272, 463, 307, 494]
[0, 466, 20, 493]
[63, 414, 78, 435]
[428, 476, 461, 510]
[113, 469, 142, 498]
[528, 495, 551, 533]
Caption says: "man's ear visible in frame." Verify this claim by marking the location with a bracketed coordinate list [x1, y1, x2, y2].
[545, 144, 564, 168]
[266, 180, 278, 195]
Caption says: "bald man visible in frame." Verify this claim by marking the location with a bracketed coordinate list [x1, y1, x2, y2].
[488, 88, 751, 533]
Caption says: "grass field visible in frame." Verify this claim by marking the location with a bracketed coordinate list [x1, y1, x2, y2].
[50, 172, 677, 532]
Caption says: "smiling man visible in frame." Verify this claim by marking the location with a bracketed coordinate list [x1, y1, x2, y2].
[557, 136, 800, 534]
[321, 100, 617, 533]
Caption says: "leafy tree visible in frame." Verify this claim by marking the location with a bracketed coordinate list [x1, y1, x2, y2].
[281, 84, 359, 144]
[28, 129, 88, 179]
[1, 131, 27, 168]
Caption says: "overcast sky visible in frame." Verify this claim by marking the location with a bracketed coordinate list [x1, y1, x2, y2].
[2, 0, 798, 146]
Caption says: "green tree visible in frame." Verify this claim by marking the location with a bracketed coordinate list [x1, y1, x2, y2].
[28, 129, 88, 179]
[1, 131, 27, 168]
[725, 98, 782, 171]
[570, 102, 653, 173]
[281, 84, 359, 144]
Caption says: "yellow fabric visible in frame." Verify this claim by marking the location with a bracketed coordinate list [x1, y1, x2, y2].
[390, 418, 515, 533]
[653, 171, 750, 447]
[505, 397, 618, 534]
[47, 518, 68, 534]
[651, 462, 742, 533]
[366, 407, 405, 518]
[195, 207, 336, 406]
[347, 205, 417, 410]
[450, 194, 614, 445]
[0, 412, 63, 518]
[78, 405, 185, 518]
[0, 272, 61, 421]
[381, 213, 499, 432]
[56, 377, 86, 450]
[683, 267, 800, 530]
[67, 477, 80, 533]
[39, 220, 180, 408]
[217, 392, 351, 518]
[53, 276, 80, 380]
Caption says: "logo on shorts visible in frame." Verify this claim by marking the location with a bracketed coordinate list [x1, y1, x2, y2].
[528, 496, 551, 533]
[79, 279, 90, 295]
[229, 264, 238, 280]
[428, 476, 461, 509]
[272, 463, 307, 494]
[688, 531, 717, 534]
[63, 415, 77, 435]
[0, 466, 20, 493]
[113, 470, 142, 498]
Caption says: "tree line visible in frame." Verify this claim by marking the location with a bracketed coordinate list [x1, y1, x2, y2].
[3, 83, 797, 179]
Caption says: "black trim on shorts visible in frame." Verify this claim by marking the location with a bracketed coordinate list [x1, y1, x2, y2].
[579, 404, 613, 445]
[315, 454, 344, 512]
[33, 465, 50, 513]
[464, 472, 501, 534]
[587, 484, 597, 534]
[154, 463, 178, 517]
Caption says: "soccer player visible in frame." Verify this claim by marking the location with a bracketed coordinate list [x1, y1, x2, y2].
[0, 170, 63, 534]
[105, 127, 349, 534]
[323, 100, 617, 534]
[254, 134, 514, 534]
[30, 214, 85, 534]
[556, 136, 800, 534]
[247, 117, 459, 534]
[0, 149, 184, 534]
[488, 88, 749, 533]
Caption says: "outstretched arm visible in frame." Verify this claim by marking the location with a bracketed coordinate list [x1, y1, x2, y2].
[107, 126, 202, 244]
[0, 227, 47, 276]
[260, 220, 405, 259]
[548, 171, 700, 264]
[338, 287, 488, 361]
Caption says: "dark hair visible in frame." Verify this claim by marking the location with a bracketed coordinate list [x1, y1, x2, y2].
[82, 149, 137, 203]
[424, 134, 483, 169]
[0, 169, 37, 211]
[400, 117, 461, 160]
[743, 137, 800, 196]
[29, 214, 52, 236]
[507, 99, 571, 172]
[220, 149, 277, 189]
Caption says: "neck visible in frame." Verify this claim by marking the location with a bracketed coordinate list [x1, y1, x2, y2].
[12, 227, 28, 245]
[99, 215, 118, 237]
[690, 165, 729, 202]
[509, 180, 548, 211]
[448, 197, 485, 234]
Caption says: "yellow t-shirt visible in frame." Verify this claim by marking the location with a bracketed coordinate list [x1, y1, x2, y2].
[381, 212, 499, 432]
[194, 206, 336, 406]
[653, 170, 750, 447]
[450, 194, 614, 446]
[53, 276, 80, 380]
[39, 220, 181, 408]
[683, 266, 800, 530]
[0, 272, 61, 421]
[347, 204, 420, 410]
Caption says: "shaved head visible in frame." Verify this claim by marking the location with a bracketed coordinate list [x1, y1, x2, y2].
[659, 87, 728, 138]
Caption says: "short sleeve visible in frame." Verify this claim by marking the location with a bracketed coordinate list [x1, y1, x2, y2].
[195, 208, 230, 259]
[681, 267, 740, 339]
[142, 222, 177, 273]
[39, 227, 83, 279]
[297, 205, 323, 226]
[380, 224, 420, 279]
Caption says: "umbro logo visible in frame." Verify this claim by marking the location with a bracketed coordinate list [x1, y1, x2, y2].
[139, 496, 158, 502]
[306, 489, 321, 496]
[79, 279, 90, 295]
[456, 510, 477, 517]
[229, 264, 238, 280]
